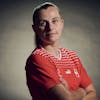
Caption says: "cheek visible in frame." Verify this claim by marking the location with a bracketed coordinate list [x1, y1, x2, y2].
[37, 28, 45, 36]
[58, 25, 63, 34]
[58, 22, 64, 30]
[38, 31, 47, 40]
[61, 23, 64, 31]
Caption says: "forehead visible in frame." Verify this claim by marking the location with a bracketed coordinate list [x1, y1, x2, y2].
[38, 6, 60, 19]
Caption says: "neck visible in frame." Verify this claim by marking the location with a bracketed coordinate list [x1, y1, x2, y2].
[43, 40, 59, 50]
[41, 41, 60, 58]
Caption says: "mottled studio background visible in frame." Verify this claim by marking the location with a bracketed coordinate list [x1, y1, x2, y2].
[0, 0, 100, 99]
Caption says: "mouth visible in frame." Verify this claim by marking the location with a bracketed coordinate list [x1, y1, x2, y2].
[46, 32, 56, 35]
[46, 33, 56, 37]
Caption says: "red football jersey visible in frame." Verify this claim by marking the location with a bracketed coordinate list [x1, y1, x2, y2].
[26, 47, 92, 100]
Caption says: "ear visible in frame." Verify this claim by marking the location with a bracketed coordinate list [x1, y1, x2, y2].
[61, 18, 64, 28]
[62, 18, 64, 25]
[32, 24, 35, 31]
[32, 24, 38, 33]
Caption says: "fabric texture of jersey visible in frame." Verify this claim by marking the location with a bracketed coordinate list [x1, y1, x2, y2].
[25, 47, 92, 100]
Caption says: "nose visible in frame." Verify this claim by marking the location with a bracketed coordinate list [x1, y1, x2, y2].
[45, 22, 54, 32]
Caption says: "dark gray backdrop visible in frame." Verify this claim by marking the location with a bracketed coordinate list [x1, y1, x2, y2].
[0, 0, 100, 99]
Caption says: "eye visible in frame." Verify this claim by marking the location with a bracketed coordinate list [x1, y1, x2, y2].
[52, 19, 59, 24]
[39, 21, 46, 27]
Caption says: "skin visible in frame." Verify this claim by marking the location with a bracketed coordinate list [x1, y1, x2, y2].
[32, 6, 98, 100]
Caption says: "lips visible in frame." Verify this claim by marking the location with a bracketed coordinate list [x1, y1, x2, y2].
[46, 33, 56, 37]
[47, 32, 56, 35]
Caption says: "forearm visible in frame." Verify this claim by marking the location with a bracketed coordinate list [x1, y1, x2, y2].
[58, 87, 85, 100]
[48, 86, 86, 100]
[60, 78, 86, 100]
[48, 82, 86, 100]
[48, 84, 72, 100]
[48, 78, 98, 100]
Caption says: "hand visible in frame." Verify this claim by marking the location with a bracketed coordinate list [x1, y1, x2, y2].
[77, 88, 86, 97]
[59, 77, 69, 90]
[71, 88, 86, 100]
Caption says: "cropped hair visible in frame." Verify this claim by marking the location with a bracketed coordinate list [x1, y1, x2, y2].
[32, 2, 59, 25]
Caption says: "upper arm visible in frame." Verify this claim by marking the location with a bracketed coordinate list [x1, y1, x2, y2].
[26, 54, 60, 90]
[76, 58, 92, 88]
[67, 50, 92, 89]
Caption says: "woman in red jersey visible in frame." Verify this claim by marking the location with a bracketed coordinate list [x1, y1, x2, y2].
[25, 2, 98, 100]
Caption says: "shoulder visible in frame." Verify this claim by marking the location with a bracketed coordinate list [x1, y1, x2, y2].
[60, 48, 78, 57]
[26, 47, 53, 67]
[32, 47, 50, 59]
[60, 48, 81, 67]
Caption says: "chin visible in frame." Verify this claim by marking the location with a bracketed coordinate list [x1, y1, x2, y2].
[41, 37, 59, 45]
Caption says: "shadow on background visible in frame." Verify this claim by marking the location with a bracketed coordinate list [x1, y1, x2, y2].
[0, 0, 100, 99]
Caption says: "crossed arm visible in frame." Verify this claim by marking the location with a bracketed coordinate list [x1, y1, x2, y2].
[48, 78, 98, 100]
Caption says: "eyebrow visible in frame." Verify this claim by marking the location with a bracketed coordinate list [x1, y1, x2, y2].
[53, 17, 61, 19]
[39, 17, 61, 21]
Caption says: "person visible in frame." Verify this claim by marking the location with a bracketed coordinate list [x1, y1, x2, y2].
[25, 2, 98, 100]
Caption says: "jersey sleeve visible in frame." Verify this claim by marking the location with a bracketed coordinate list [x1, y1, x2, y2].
[78, 58, 92, 89]
[26, 53, 60, 91]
